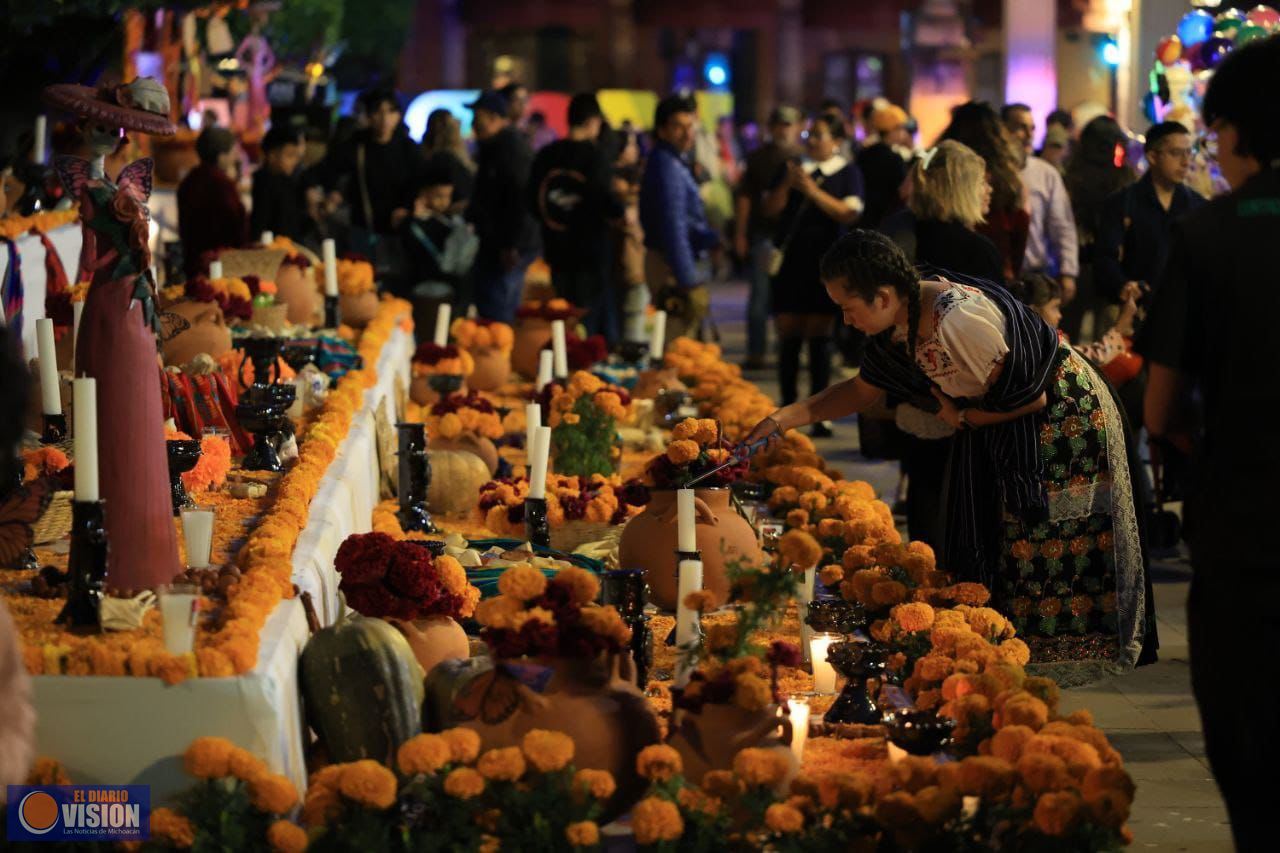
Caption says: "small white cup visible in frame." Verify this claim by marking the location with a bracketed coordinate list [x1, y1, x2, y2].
[157, 583, 201, 655]
[181, 505, 215, 570]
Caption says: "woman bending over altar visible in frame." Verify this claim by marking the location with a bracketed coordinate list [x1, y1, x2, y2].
[749, 229, 1157, 670]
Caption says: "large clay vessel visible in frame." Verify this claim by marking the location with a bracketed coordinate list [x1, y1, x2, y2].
[276, 264, 320, 326]
[392, 616, 470, 678]
[466, 345, 512, 392]
[425, 653, 661, 821]
[511, 317, 552, 379]
[618, 488, 763, 611]
[667, 702, 797, 790]
[340, 291, 380, 328]
[161, 299, 233, 368]
[409, 375, 468, 407]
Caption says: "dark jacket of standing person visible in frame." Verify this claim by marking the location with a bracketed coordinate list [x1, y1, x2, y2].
[321, 127, 423, 235]
[1064, 116, 1137, 252]
[639, 139, 717, 288]
[468, 125, 539, 259]
[1094, 168, 1205, 304]
[857, 103, 913, 230]
[421, 108, 475, 209]
[251, 126, 305, 241]
[177, 126, 247, 277]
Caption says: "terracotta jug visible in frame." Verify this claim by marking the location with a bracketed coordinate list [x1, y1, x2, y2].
[161, 299, 233, 368]
[511, 317, 552, 379]
[409, 375, 469, 407]
[392, 616, 470, 678]
[667, 702, 797, 790]
[467, 345, 512, 392]
[340, 291, 380, 328]
[276, 264, 320, 326]
[618, 488, 763, 611]
[435, 433, 500, 476]
[425, 653, 661, 821]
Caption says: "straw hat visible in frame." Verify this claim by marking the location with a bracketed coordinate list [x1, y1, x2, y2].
[42, 78, 176, 137]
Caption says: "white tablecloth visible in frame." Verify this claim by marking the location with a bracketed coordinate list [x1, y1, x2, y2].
[31, 317, 414, 802]
[0, 223, 82, 359]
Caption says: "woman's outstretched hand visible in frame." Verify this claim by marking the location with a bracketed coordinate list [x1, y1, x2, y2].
[745, 413, 786, 448]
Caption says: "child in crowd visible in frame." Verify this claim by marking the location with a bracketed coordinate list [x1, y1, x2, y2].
[399, 165, 478, 297]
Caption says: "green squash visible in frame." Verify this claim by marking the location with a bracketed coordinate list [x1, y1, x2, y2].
[300, 610, 426, 765]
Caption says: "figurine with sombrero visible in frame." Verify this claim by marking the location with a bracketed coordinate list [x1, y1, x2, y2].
[42, 78, 181, 591]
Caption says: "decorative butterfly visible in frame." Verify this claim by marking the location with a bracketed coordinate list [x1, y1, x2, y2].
[452, 661, 553, 725]
[157, 310, 191, 343]
[117, 159, 155, 205]
[53, 156, 154, 205]
[0, 478, 54, 568]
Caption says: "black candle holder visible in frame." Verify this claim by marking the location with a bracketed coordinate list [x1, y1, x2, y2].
[882, 708, 956, 756]
[236, 400, 290, 471]
[235, 335, 285, 402]
[615, 340, 649, 365]
[58, 499, 108, 628]
[397, 422, 437, 534]
[601, 569, 652, 688]
[41, 412, 67, 445]
[281, 341, 319, 373]
[427, 374, 465, 397]
[804, 598, 867, 635]
[166, 439, 202, 515]
[524, 497, 550, 548]
[824, 640, 889, 725]
[324, 294, 340, 329]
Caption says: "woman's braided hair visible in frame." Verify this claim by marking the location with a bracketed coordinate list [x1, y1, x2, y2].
[819, 229, 923, 358]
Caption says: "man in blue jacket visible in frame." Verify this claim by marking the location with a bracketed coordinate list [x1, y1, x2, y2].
[640, 94, 721, 341]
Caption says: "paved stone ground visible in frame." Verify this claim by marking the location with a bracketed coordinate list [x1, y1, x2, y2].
[705, 281, 1233, 850]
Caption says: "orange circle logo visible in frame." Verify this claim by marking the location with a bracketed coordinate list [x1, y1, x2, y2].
[18, 791, 60, 834]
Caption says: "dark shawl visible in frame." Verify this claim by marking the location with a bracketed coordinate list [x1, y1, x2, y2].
[859, 267, 1064, 585]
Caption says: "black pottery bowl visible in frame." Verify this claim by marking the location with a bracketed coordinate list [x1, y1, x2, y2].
[826, 639, 889, 679]
[427, 373, 465, 394]
[235, 401, 290, 433]
[260, 382, 297, 408]
[883, 709, 956, 756]
[166, 439, 202, 475]
[805, 598, 867, 634]
[615, 340, 650, 365]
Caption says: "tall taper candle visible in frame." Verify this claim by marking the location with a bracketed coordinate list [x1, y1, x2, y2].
[800, 566, 816, 664]
[528, 425, 552, 499]
[466, 303, 478, 319]
[209, 260, 223, 281]
[260, 230, 274, 246]
[32, 114, 47, 164]
[675, 557, 704, 647]
[36, 319, 61, 415]
[788, 697, 811, 764]
[535, 350, 554, 392]
[72, 301, 84, 362]
[525, 402, 541, 460]
[322, 239, 338, 296]
[649, 310, 667, 361]
[73, 378, 98, 501]
[550, 319, 568, 378]
[434, 303, 452, 347]
[676, 488, 697, 553]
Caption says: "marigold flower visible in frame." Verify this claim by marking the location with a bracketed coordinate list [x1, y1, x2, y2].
[552, 565, 600, 605]
[999, 638, 1032, 667]
[338, 760, 398, 810]
[1033, 790, 1082, 836]
[785, 508, 810, 529]
[444, 767, 486, 799]
[704, 622, 738, 653]
[266, 820, 308, 853]
[818, 565, 844, 586]
[1082, 765, 1136, 803]
[682, 589, 719, 613]
[631, 797, 684, 845]
[150, 807, 195, 848]
[398, 733, 453, 776]
[521, 729, 575, 773]
[871, 580, 908, 607]
[477, 747, 526, 781]
[572, 768, 617, 800]
[26, 758, 70, 786]
[1000, 694, 1050, 731]
[440, 727, 482, 765]
[497, 563, 547, 602]
[764, 802, 805, 833]
[733, 747, 790, 788]
[892, 602, 936, 633]
[578, 605, 631, 645]
[250, 773, 299, 814]
[945, 582, 991, 606]
[636, 744, 683, 782]
[666, 438, 701, 465]
[184, 736, 234, 779]
[778, 529, 822, 569]
[671, 418, 699, 440]
[565, 821, 600, 847]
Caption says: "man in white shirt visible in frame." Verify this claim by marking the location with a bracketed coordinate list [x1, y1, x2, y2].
[1003, 104, 1079, 301]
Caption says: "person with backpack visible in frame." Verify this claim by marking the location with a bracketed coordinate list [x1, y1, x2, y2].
[399, 164, 478, 299]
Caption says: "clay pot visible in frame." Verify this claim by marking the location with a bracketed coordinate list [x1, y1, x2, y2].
[667, 702, 796, 789]
[632, 367, 687, 401]
[394, 616, 470, 678]
[426, 653, 661, 821]
[618, 488, 763, 611]
[276, 264, 320, 326]
[161, 299, 233, 368]
[409, 375, 468, 407]
[467, 345, 512, 391]
[511, 317, 553, 379]
[435, 433, 499, 476]
[340, 291, 380, 328]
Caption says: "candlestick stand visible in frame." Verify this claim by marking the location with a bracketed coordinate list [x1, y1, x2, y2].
[324, 295, 340, 329]
[41, 413, 67, 445]
[602, 569, 652, 688]
[397, 422, 437, 534]
[524, 497, 550, 548]
[58, 499, 108, 628]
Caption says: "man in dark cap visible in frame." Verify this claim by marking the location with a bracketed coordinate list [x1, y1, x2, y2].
[467, 90, 539, 322]
[526, 92, 621, 340]
[177, 125, 247, 277]
[251, 124, 306, 242]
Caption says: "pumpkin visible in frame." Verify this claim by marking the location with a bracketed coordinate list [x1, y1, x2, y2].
[299, 610, 425, 765]
[427, 448, 491, 516]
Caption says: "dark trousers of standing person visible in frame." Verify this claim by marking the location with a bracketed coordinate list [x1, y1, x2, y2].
[746, 239, 773, 363]
[1188, 564, 1280, 852]
[474, 248, 535, 324]
[776, 314, 834, 406]
[552, 248, 617, 344]
[901, 434, 951, 550]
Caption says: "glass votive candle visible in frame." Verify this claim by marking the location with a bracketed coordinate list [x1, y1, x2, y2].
[181, 505, 216, 570]
[157, 583, 201, 655]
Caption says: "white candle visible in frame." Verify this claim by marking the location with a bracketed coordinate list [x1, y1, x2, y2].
[649, 310, 667, 361]
[73, 377, 98, 502]
[810, 633, 839, 694]
[550, 319, 568, 378]
[524, 402, 541, 460]
[181, 506, 215, 569]
[674, 556, 704, 649]
[535, 350, 554, 392]
[72, 301, 84, 363]
[788, 697, 811, 765]
[527, 425, 552, 499]
[466, 303, 478, 319]
[32, 114, 47, 164]
[433, 303, 452, 347]
[208, 260, 224, 281]
[260, 231, 274, 246]
[322, 239, 338, 296]
[36, 318, 61, 415]
[676, 488, 697, 553]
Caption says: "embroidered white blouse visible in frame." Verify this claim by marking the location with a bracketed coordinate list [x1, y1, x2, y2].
[900, 282, 1010, 399]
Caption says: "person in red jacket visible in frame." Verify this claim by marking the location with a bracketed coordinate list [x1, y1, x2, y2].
[177, 126, 247, 278]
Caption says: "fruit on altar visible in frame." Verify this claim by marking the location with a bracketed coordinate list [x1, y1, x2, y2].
[427, 447, 491, 516]
[339, 291, 380, 329]
[434, 433, 500, 476]
[299, 611, 426, 765]
[276, 262, 320, 326]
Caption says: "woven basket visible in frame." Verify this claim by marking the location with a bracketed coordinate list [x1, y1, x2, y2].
[551, 520, 618, 553]
[217, 248, 288, 282]
[33, 490, 74, 545]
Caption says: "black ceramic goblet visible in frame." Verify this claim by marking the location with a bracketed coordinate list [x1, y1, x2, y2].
[166, 439, 202, 515]
[824, 640, 889, 725]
